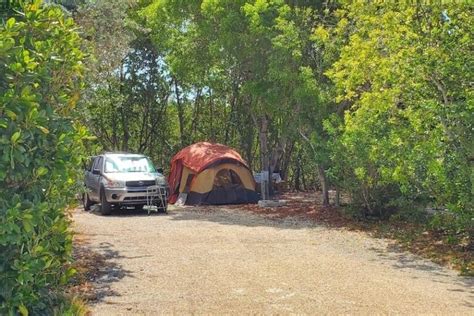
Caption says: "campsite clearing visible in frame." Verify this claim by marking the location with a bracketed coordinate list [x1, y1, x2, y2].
[72, 206, 473, 315]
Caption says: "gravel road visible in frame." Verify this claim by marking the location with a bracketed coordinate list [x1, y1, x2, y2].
[72, 206, 473, 315]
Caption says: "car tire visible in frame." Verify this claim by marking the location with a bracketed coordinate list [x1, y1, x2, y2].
[100, 188, 112, 215]
[83, 192, 93, 211]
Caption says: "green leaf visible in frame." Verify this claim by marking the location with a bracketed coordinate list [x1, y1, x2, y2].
[44, 259, 53, 269]
[23, 220, 33, 233]
[36, 167, 48, 177]
[11, 131, 21, 143]
[18, 304, 28, 316]
[60, 274, 67, 285]
[6, 110, 17, 120]
[37, 126, 49, 134]
[66, 267, 77, 278]
[6, 18, 16, 30]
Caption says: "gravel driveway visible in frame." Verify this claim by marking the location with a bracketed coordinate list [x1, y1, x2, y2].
[72, 206, 473, 315]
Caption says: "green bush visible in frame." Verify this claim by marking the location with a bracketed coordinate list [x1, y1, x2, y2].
[325, 3, 473, 233]
[0, 1, 87, 314]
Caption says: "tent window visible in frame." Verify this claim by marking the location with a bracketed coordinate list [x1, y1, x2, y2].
[214, 169, 243, 188]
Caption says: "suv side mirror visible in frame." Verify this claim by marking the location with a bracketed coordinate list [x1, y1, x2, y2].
[92, 169, 101, 175]
[157, 167, 164, 174]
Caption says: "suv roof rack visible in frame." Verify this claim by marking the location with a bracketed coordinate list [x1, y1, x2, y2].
[104, 151, 131, 154]
[103, 151, 146, 156]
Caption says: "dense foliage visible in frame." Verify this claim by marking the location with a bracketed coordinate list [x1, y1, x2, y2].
[0, 1, 87, 313]
[323, 3, 473, 234]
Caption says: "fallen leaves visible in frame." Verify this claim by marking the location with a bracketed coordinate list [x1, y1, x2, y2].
[67, 234, 108, 302]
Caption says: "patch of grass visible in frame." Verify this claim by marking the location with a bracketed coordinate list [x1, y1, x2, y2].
[52, 295, 89, 316]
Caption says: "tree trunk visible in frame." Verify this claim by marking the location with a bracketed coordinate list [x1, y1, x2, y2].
[258, 115, 270, 200]
[301, 165, 307, 191]
[109, 84, 119, 150]
[241, 101, 255, 169]
[209, 89, 215, 142]
[174, 79, 185, 147]
[294, 153, 301, 191]
[318, 165, 329, 206]
[121, 106, 129, 151]
[190, 88, 202, 141]
[224, 88, 235, 144]
[335, 186, 340, 207]
[119, 63, 129, 151]
[280, 142, 295, 181]
[298, 130, 330, 206]
[268, 140, 285, 196]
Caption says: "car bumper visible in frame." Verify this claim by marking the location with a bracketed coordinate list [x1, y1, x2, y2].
[104, 186, 168, 205]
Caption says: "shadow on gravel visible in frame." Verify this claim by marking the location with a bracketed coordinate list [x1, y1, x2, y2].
[69, 239, 133, 303]
[168, 206, 318, 230]
[88, 204, 169, 217]
[368, 244, 474, 306]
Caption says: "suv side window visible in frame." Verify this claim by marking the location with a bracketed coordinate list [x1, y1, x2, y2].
[92, 156, 103, 172]
[97, 157, 104, 172]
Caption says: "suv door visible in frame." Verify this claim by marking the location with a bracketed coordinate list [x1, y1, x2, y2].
[89, 156, 103, 201]
[84, 156, 95, 185]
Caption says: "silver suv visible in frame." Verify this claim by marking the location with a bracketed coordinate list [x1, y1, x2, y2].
[83, 153, 168, 215]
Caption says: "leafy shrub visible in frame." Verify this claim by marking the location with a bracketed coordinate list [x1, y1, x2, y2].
[0, 1, 87, 314]
[325, 3, 473, 233]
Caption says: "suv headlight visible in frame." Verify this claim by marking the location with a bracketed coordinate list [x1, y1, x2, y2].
[105, 179, 125, 188]
[156, 175, 166, 186]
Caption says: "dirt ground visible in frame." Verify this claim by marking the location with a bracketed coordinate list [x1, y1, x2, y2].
[72, 205, 473, 315]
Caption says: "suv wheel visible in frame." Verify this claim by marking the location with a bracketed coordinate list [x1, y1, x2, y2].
[83, 192, 93, 211]
[100, 189, 112, 215]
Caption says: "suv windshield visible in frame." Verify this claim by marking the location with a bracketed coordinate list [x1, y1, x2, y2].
[104, 156, 156, 173]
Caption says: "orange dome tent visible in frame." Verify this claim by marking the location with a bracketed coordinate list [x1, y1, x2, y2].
[168, 142, 258, 205]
